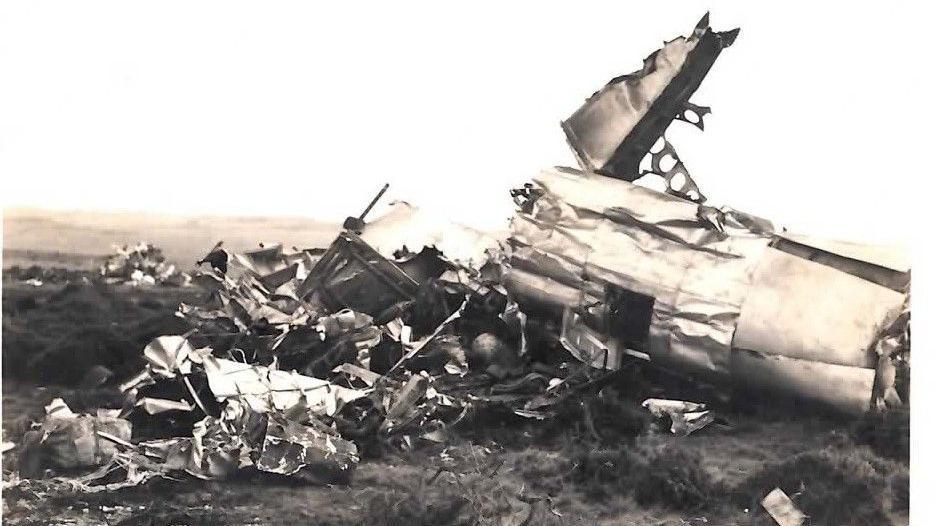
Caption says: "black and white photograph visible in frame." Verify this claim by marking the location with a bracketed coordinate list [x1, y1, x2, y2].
[0, 3, 926, 525]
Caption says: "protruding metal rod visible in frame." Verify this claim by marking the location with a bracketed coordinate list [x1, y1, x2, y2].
[359, 183, 389, 221]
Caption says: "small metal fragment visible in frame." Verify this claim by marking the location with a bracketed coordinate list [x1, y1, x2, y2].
[761, 487, 807, 526]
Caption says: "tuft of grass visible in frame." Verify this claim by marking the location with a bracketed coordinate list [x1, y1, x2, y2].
[515, 449, 568, 495]
[115, 504, 230, 526]
[633, 444, 718, 511]
[359, 484, 473, 526]
[562, 439, 719, 511]
[852, 407, 910, 463]
[734, 445, 902, 525]
[890, 472, 909, 513]
[544, 387, 650, 446]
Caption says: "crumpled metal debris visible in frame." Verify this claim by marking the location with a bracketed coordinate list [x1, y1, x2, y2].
[641, 398, 715, 436]
[257, 413, 359, 477]
[200, 355, 369, 415]
[48, 227, 510, 485]
[380, 374, 430, 434]
[296, 230, 423, 319]
[100, 242, 190, 287]
[18, 399, 132, 478]
[559, 307, 633, 370]
[359, 201, 502, 273]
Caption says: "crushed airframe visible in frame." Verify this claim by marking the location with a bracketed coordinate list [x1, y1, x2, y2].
[8, 14, 910, 493]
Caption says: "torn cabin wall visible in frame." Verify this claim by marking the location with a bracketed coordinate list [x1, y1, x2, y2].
[504, 166, 907, 414]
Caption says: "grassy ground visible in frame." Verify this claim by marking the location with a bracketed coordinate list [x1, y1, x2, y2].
[1, 280, 910, 525]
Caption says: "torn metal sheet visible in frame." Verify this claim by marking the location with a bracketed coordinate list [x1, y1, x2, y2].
[136, 397, 194, 415]
[142, 415, 251, 480]
[185, 242, 324, 351]
[257, 414, 359, 477]
[380, 374, 429, 434]
[359, 201, 501, 272]
[332, 363, 383, 386]
[222, 243, 320, 284]
[641, 398, 715, 436]
[143, 335, 197, 378]
[562, 14, 738, 180]
[200, 354, 369, 415]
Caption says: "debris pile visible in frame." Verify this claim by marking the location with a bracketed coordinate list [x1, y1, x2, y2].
[99, 242, 189, 287]
[7, 14, 910, 497]
[4, 265, 91, 286]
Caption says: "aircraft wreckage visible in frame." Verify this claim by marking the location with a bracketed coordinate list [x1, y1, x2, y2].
[11, 15, 909, 489]
[382, 13, 907, 416]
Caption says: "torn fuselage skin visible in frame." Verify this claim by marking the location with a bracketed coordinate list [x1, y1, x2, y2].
[503, 167, 908, 415]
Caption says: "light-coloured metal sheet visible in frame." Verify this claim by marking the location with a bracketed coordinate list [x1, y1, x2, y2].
[776, 232, 909, 273]
[733, 247, 905, 369]
[772, 233, 909, 291]
[361, 201, 500, 270]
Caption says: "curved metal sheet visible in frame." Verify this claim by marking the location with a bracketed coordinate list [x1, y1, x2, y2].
[733, 247, 905, 368]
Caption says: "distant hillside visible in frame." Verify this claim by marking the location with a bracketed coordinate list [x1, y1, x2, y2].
[3, 208, 339, 271]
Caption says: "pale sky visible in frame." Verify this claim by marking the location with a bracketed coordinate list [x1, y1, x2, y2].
[0, 2, 927, 245]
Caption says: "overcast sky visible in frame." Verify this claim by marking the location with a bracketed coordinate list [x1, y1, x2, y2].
[0, 2, 926, 245]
